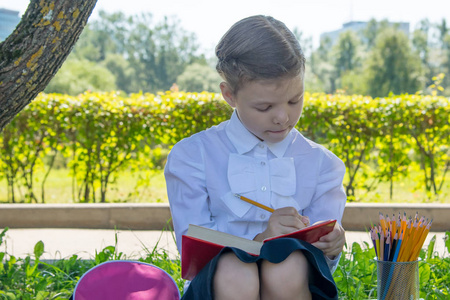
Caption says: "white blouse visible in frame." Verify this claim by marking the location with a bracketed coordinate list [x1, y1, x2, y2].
[164, 110, 347, 270]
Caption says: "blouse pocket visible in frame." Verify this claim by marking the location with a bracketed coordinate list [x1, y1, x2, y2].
[270, 195, 302, 211]
[295, 178, 316, 211]
[219, 191, 254, 219]
[270, 178, 315, 212]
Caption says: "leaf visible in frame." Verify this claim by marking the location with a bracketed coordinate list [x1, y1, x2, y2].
[426, 235, 436, 260]
[0, 227, 8, 246]
[26, 261, 38, 277]
[434, 289, 448, 300]
[35, 289, 50, 300]
[445, 232, 450, 253]
[0, 291, 17, 300]
[419, 262, 431, 286]
[34, 240, 45, 260]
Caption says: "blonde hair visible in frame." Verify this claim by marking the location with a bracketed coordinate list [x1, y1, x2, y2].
[216, 15, 305, 94]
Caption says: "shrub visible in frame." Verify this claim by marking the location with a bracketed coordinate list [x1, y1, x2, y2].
[1, 91, 448, 203]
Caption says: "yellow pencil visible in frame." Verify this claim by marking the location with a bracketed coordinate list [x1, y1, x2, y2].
[379, 212, 387, 236]
[401, 212, 407, 239]
[391, 213, 397, 238]
[410, 220, 432, 261]
[399, 221, 417, 262]
[234, 194, 275, 213]
[375, 229, 381, 260]
[398, 221, 412, 261]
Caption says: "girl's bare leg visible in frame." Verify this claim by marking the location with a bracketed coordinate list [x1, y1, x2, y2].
[260, 250, 311, 300]
[214, 252, 260, 300]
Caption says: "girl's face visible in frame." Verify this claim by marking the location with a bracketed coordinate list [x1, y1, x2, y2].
[221, 76, 304, 143]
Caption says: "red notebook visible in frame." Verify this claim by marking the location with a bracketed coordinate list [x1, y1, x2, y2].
[181, 219, 336, 280]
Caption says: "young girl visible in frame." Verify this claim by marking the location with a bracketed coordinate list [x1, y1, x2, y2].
[165, 15, 346, 300]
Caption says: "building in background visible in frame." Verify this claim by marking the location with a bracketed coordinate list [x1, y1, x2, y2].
[320, 21, 410, 45]
[0, 8, 21, 41]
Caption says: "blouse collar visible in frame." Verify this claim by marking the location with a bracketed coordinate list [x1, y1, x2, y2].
[225, 110, 294, 158]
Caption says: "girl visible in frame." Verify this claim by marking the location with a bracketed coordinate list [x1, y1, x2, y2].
[165, 15, 346, 300]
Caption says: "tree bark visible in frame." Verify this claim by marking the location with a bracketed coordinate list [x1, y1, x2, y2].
[0, 0, 97, 132]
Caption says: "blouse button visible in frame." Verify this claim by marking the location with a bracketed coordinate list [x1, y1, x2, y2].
[260, 214, 266, 219]
[259, 144, 264, 148]
[261, 186, 267, 191]
[260, 161, 266, 166]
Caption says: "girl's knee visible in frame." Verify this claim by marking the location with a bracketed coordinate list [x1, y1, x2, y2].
[214, 252, 259, 300]
[260, 251, 311, 299]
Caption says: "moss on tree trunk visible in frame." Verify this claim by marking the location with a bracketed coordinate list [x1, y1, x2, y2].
[0, 0, 97, 132]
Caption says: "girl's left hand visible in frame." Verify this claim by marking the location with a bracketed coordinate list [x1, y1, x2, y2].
[311, 222, 346, 259]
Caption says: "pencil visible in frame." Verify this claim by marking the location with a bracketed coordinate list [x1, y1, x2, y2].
[410, 219, 432, 261]
[392, 213, 397, 237]
[398, 221, 412, 261]
[399, 220, 417, 262]
[401, 212, 407, 239]
[234, 194, 275, 213]
[388, 232, 398, 261]
[371, 228, 378, 259]
[379, 212, 387, 236]
[384, 231, 391, 261]
[392, 233, 403, 262]
[376, 232, 381, 261]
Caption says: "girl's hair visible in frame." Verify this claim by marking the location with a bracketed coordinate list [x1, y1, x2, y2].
[215, 15, 306, 93]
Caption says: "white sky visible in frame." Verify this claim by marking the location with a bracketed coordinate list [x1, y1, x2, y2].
[2, 0, 449, 53]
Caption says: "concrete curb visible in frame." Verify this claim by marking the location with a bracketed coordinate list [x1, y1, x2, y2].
[1, 203, 449, 231]
[0, 203, 172, 230]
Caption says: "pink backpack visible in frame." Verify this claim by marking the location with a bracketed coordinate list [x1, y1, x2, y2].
[72, 260, 180, 300]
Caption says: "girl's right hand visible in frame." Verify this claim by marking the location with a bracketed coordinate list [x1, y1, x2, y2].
[254, 207, 308, 241]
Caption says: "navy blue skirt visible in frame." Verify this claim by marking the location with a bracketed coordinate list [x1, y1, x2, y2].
[182, 238, 338, 300]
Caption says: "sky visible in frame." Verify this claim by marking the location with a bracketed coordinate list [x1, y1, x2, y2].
[2, 0, 449, 53]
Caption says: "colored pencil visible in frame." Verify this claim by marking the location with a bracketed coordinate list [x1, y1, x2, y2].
[370, 211, 432, 262]
[384, 231, 391, 261]
[380, 212, 387, 236]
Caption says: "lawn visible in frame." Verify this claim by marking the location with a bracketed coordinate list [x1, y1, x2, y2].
[1, 227, 449, 299]
[0, 168, 168, 204]
[0, 168, 448, 203]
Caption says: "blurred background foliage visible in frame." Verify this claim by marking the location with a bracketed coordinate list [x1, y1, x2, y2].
[44, 11, 450, 97]
[44, 11, 222, 95]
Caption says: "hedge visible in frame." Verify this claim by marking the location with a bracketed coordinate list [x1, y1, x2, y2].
[0, 91, 448, 203]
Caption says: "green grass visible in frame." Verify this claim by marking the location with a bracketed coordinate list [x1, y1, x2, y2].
[354, 178, 450, 203]
[1, 227, 449, 299]
[0, 168, 448, 203]
[0, 168, 168, 204]
[0, 227, 183, 299]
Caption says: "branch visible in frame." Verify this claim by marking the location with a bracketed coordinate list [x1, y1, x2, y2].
[0, 0, 97, 132]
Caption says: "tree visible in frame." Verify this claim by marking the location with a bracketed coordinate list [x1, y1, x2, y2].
[176, 62, 221, 93]
[435, 20, 450, 95]
[102, 53, 137, 92]
[44, 58, 117, 95]
[412, 20, 432, 86]
[436, 19, 448, 46]
[124, 14, 202, 92]
[362, 18, 390, 50]
[365, 28, 424, 97]
[309, 36, 336, 93]
[0, 0, 97, 132]
[333, 31, 361, 77]
[331, 31, 365, 94]
[70, 11, 203, 94]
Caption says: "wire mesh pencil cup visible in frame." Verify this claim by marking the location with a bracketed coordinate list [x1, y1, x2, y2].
[377, 259, 419, 300]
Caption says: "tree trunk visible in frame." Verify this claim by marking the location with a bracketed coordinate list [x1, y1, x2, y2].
[0, 0, 97, 132]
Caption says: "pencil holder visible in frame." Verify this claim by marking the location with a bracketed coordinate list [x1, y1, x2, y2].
[376, 260, 419, 300]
